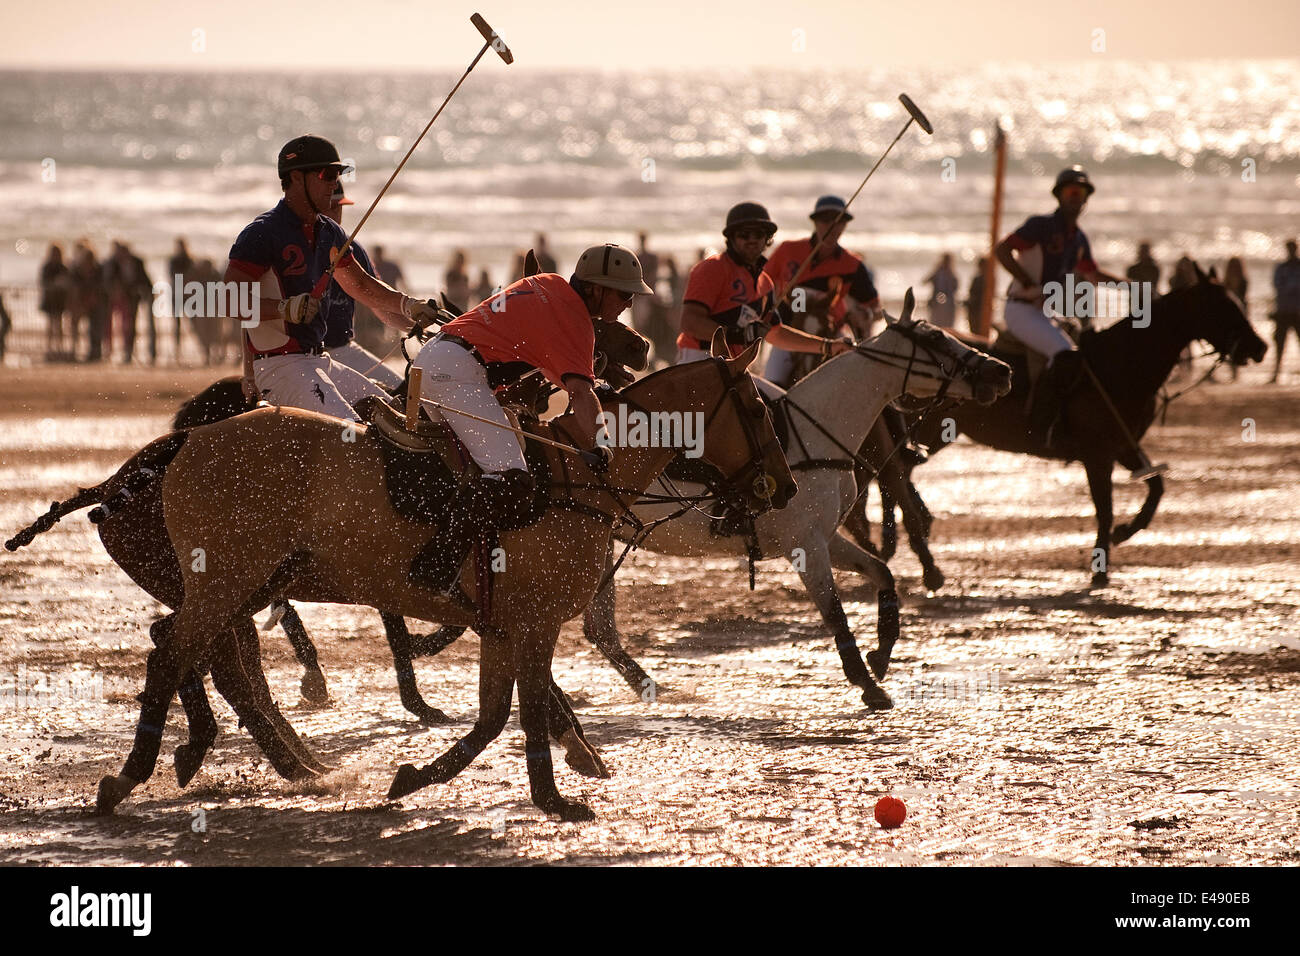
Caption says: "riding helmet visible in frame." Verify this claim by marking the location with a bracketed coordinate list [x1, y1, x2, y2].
[1052, 165, 1095, 198]
[574, 244, 654, 295]
[722, 201, 778, 238]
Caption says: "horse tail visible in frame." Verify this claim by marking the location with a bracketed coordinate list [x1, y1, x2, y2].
[4, 430, 190, 552]
[172, 376, 252, 430]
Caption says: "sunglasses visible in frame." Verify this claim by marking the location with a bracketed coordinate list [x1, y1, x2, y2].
[733, 228, 771, 241]
[309, 167, 342, 183]
[610, 288, 636, 304]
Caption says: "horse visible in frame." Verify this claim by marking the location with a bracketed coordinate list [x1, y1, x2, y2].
[168, 315, 654, 722]
[410, 295, 1012, 708]
[7, 319, 660, 784]
[843, 264, 1267, 588]
[71, 338, 794, 820]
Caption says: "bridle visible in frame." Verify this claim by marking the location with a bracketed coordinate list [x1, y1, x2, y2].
[545, 358, 785, 594]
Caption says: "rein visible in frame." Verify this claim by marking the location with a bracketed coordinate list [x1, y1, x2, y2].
[1155, 348, 1230, 426]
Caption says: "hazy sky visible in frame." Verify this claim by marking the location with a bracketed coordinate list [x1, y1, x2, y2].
[3, 0, 1298, 70]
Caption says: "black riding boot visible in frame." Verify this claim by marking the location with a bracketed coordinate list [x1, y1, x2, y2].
[1027, 349, 1083, 449]
[882, 405, 927, 466]
[409, 469, 535, 594]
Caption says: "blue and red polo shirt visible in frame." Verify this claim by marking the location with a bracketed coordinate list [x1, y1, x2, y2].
[1004, 208, 1098, 290]
[227, 199, 355, 355]
[322, 239, 375, 348]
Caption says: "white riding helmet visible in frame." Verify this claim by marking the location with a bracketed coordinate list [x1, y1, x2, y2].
[574, 243, 654, 295]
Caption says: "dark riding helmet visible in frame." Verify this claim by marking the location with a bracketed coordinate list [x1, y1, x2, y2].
[1052, 165, 1095, 199]
[277, 134, 353, 179]
[722, 201, 778, 239]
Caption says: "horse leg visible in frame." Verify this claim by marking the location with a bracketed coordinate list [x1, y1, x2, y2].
[229, 618, 332, 774]
[581, 545, 656, 698]
[151, 615, 219, 785]
[882, 464, 945, 592]
[878, 484, 898, 560]
[1083, 457, 1115, 589]
[801, 539, 893, 708]
[97, 567, 281, 813]
[827, 532, 901, 681]
[387, 632, 515, 801]
[276, 602, 329, 705]
[515, 626, 594, 821]
[1113, 449, 1165, 543]
[549, 680, 610, 779]
[406, 624, 468, 658]
[380, 612, 453, 725]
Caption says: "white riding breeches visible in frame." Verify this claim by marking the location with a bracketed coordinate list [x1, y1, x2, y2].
[411, 338, 527, 474]
[328, 340, 403, 390]
[762, 346, 796, 388]
[252, 352, 390, 423]
[676, 346, 783, 400]
[1002, 298, 1075, 358]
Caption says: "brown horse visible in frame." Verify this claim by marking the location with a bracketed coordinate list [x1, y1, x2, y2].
[844, 265, 1267, 587]
[90, 338, 794, 820]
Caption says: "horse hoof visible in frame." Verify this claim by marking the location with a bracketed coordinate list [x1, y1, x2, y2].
[922, 568, 946, 592]
[861, 687, 894, 711]
[1090, 572, 1110, 590]
[866, 649, 891, 680]
[541, 798, 596, 822]
[410, 704, 454, 726]
[95, 774, 138, 815]
[387, 763, 427, 801]
[564, 745, 612, 780]
[299, 669, 330, 706]
[174, 744, 209, 788]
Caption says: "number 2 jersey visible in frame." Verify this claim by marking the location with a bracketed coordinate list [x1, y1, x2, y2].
[676, 249, 779, 358]
[227, 199, 356, 356]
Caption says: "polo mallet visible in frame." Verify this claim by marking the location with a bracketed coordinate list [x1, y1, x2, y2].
[308, 12, 514, 300]
[775, 94, 933, 308]
[1079, 358, 1168, 481]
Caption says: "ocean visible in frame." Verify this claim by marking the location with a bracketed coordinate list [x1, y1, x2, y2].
[2, 60, 1298, 303]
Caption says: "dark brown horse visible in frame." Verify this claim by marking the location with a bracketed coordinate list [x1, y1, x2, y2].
[845, 266, 1266, 587]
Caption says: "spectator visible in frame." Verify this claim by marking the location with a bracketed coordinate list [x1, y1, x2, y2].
[925, 253, 959, 328]
[1126, 241, 1161, 292]
[444, 248, 471, 308]
[633, 231, 661, 338]
[371, 245, 405, 290]
[1169, 254, 1197, 294]
[0, 290, 10, 362]
[1222, 256, 1248, 382]
[106, 241, 153, 364]
[472, 268, 494, 304]
[39, 242, 71, 357]
[534, 232, 557, 274]
[966, 256, 987, 333]
[1270, 239, 1300, 384]
[70, 241, 108, 361]
[168, 237, 195, 363]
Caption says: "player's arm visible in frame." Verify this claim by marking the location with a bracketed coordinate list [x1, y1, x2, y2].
[561, 374, 602, 449]
[334, 259, 418, 332]
[223, 262, 285, 323]
[763, 323, 851, 357]
[994, 235, 1039, 295]
[679, 301, 723, 342]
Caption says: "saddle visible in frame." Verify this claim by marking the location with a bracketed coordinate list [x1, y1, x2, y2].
[356, 395, 550, 530]
[993, 317, 1083, 397]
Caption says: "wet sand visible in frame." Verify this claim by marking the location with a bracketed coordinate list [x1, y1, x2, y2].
[0, 365, 1298, 865]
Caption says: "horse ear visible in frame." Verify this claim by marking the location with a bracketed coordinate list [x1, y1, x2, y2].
[899, 287, 916, 323]
[1192, 260, 1207, 284]
[1207, 265, 1219, 281]
[727, 336, 762, 372]
[523, 249, 540, 277]
[709, 327, 728, 358]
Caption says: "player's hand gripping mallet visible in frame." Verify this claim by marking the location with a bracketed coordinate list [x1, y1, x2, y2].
[776, 94, 934, 307]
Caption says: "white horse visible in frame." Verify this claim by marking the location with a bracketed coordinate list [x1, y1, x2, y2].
[583, 293, 1012, 709]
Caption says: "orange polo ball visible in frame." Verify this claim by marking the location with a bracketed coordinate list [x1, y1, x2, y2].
[875, 796, 907, 829]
